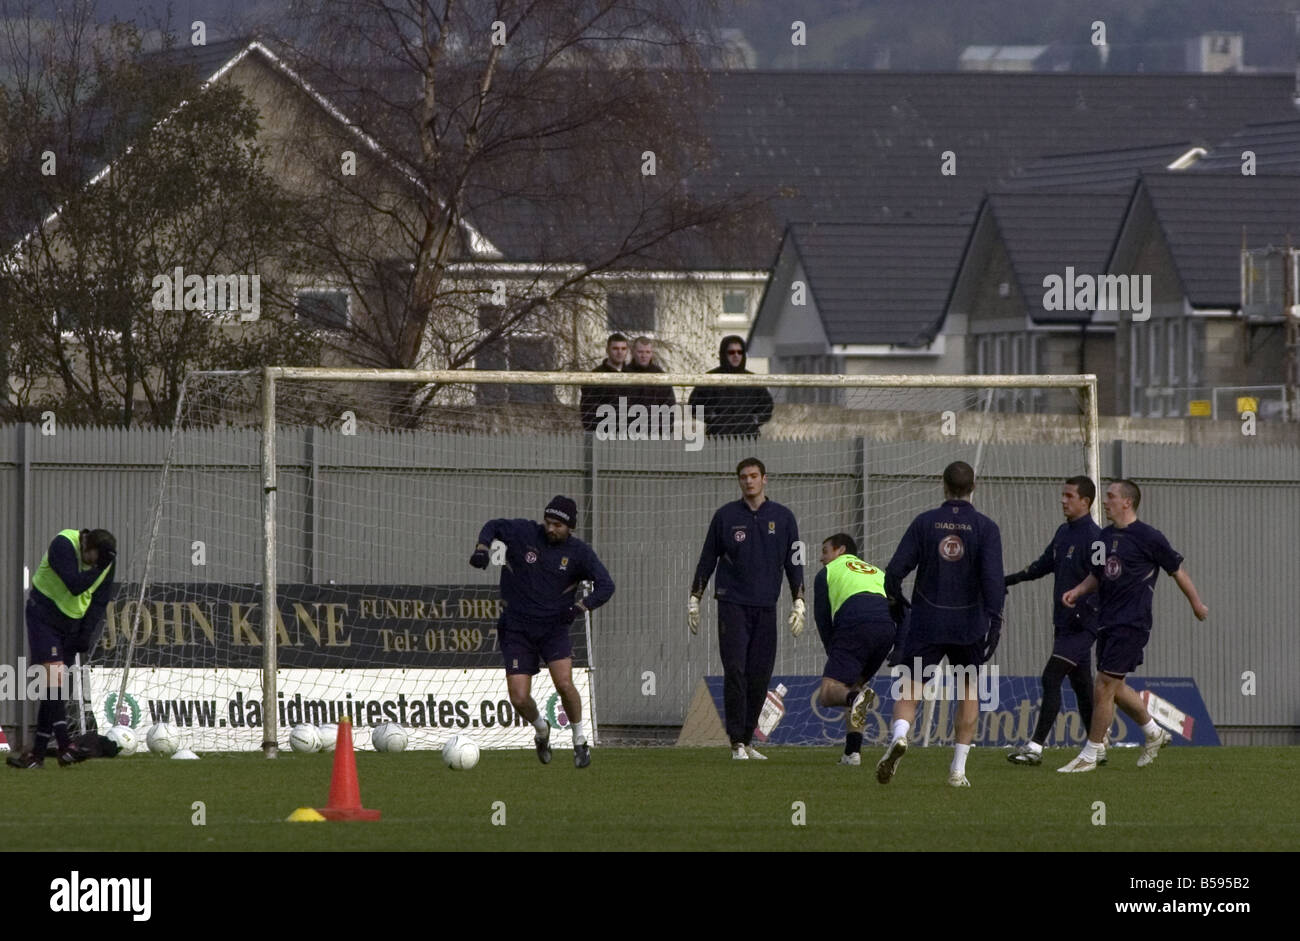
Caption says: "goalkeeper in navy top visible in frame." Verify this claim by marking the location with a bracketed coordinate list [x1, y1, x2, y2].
[878, 462, 1004, 788]
[8, 528, 116, 770]
[1058, 480, 1208, 773]
[689, 458, 804, 760]
[470, 496, 614, 769]
[1004, 477, 1103, 766]
[814, 534, 906, 766]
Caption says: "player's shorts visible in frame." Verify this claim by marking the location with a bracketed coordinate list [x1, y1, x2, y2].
[498, 616, 573, 676]
[900, 636, 985, 670]
[823, 619, 895, 686]
[26, 597, 64, 663]
[1050, 625, 1098, 666]
[1095, 624, 1149, 676]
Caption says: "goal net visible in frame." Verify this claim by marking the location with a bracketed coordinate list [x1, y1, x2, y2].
[89, 368, 1098, 753]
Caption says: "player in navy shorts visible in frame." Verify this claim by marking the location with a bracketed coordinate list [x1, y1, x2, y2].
[470, 496, 614, 769]
[1004, 476, 1102, 766]
[813, 533, 906, 766]
[690, 457, 804, 760]
[9, 527, 116, 770]
[1058, 480, 1208, 773]
[880, 461, 1004, 787]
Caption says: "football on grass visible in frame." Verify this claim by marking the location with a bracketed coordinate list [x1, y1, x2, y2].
[146, 723, 179, 757]
[442, 734, 480, 770]
[317, 724, 338, 751]
[372, 722, 407, 752]
[289, 724, 321, 753]
[105, 725, 137, 757]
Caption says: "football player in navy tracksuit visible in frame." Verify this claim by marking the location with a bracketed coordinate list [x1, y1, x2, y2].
[689, 457, 804, 760]
[470, 496, 614, 769]
[1004, 476, 1103, 766]
[1058, 480, 1208, 773]
[879, 461, 1005, 788]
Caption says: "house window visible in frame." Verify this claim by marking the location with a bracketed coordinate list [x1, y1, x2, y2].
[1149, 321, 1164, 417]
[295, 289, 350, 330]
[1149, 321, 1163, 386]
[1131, 322, 1145, 416]
[976, 335, 990, 374]
[607, 292, 655, 333]
[1012, 335, 1026, 374]
[476, 305, 556, 404]
[1167, 319, 1182, 415]
[1168, 320, 1180, 384]
[1187, 320, 1203, 386]
[722, 290, 751, 318]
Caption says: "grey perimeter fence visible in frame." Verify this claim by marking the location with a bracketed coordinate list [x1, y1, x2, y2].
[2, 423, 1297, 745]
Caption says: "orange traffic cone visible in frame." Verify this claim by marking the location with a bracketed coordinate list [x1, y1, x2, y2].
[315, 718, 380, 821]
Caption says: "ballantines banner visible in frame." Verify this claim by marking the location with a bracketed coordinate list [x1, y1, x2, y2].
[98, 584, 588, 669]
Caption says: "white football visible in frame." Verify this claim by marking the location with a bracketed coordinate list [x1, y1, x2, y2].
[317, 724, 338, 751]
[373, 722, 407, 753]
[146, 722, 180, 757]
[443, 734, 480, 770]
[289, 724, 322, 753]
[105, 725, 137, 757]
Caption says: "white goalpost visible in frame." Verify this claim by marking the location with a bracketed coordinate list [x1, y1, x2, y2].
[94, 368, 1098, 755]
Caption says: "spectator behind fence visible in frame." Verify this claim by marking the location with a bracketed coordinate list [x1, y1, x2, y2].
[687, 335, 773, 439]
[625, 336, 676, 432]
[579, 333, 629, 432]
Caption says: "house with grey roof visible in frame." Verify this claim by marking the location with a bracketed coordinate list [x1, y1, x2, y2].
[945, 191, 1131, 414]
[1109, 172, 1300, 419]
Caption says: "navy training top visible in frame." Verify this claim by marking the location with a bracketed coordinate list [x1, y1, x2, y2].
[885, 499, 1005, 646]
[1089, 520, 1184, 632]
[691, 497, 803, 608]
[1011, 514, 1102, 633]
[476, 519, 615, 627]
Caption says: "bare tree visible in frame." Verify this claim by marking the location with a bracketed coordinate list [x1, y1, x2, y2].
[0, 2, 320, 424]
[278, 0, 770, 425]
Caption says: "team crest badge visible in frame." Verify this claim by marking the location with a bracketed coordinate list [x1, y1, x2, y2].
[1066, 545, 1075, 558]
[525, 550, 538, 564]
[560, 556, 569, 570]
[768, 521, 775, 534]
[939, 534, 965, 561]
[1104, 556, 1122, 579]
[734, 529, 746, 543]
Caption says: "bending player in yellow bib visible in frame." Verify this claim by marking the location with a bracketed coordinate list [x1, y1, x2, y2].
[8, 528, 116, 769]
[813, 534, 909, 766]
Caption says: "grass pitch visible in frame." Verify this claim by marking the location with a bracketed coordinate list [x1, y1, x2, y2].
[5, 745, 1297, 852]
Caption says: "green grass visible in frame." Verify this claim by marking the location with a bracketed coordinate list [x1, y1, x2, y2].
[5, 746, 1298, 851]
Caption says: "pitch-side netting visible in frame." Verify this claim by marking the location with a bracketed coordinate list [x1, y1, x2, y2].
[90, 368, 1098, 753]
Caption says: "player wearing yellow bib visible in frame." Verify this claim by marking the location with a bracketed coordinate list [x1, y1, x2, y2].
[9, 528, 116, 769]
[813, 534, 907, 765]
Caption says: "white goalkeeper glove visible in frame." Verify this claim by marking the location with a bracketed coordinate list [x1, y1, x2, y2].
[687, 595, 701, 635]
[788, 598, 805, 638]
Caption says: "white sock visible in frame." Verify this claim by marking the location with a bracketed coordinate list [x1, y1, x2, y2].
[951, 743, 970, 775]
[891, 719, 910, 744]
[1080, 740, 1101, 761]
[1026, 740, 1043, 754]
[532, 715, 549, 736]
[571, 719, 586, 745]
[1142, 719, 1161, 739]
